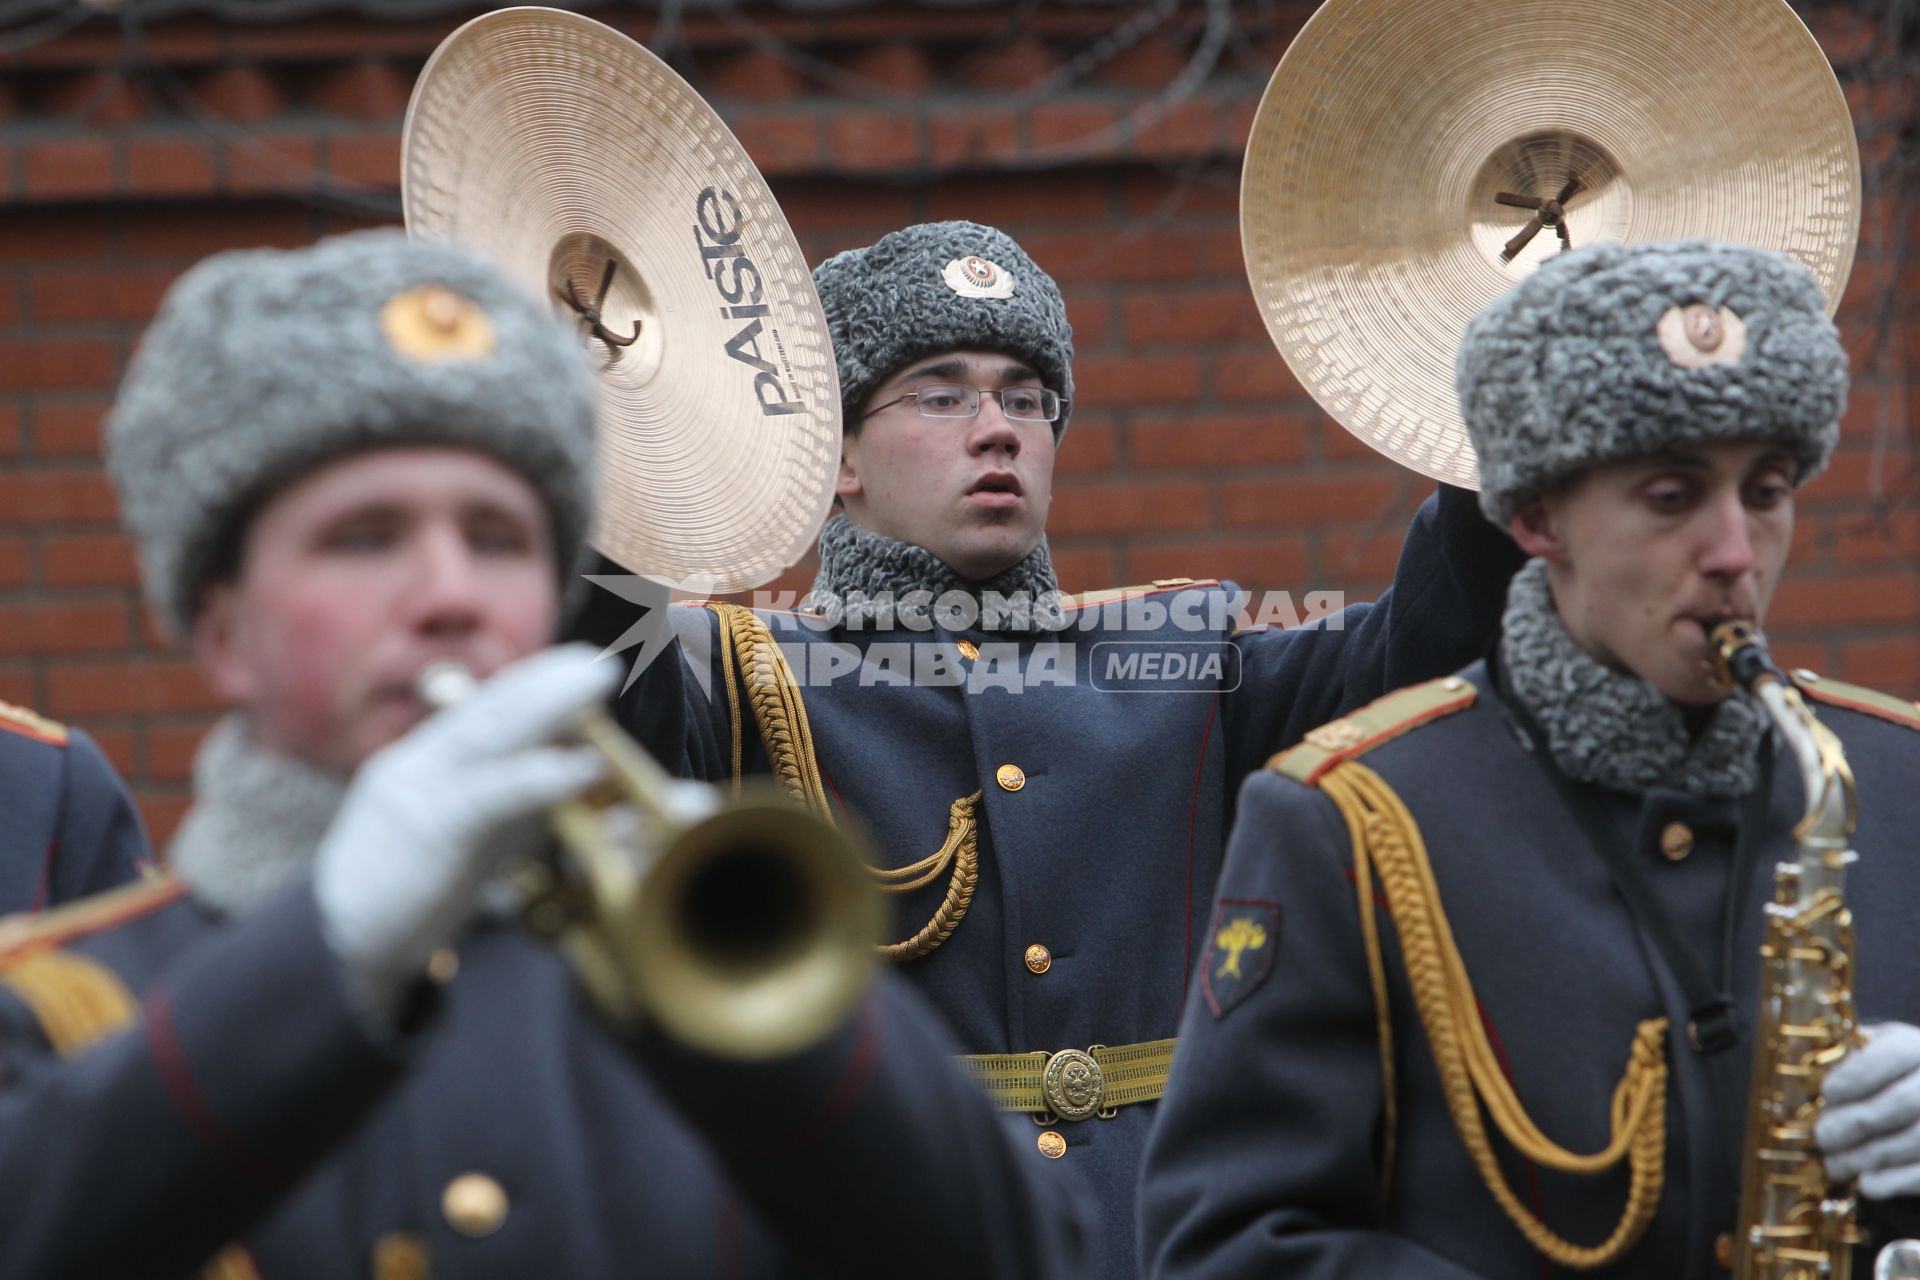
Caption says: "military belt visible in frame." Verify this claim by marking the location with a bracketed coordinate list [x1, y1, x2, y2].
[958, 1038, 1178, 1121]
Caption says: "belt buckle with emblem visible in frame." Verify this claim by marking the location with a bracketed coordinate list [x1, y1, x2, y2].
[1040, 1047, 1108, 1123]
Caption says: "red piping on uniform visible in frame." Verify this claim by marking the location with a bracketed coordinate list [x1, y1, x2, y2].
[30, 839, 55, 913]
[145, 989, 291, 1189]
[1183, 694, 1220, 996]
[1477, 996, 1551, 1280]
[820, 768, 853, 825]
[1304, 693, 1477, 784]
[768, 992, 882, 1155]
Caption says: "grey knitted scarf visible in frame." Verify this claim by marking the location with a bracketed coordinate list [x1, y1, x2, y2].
[806, 513, 1065, 632]
[167, 715, 346, 917]
[1500, 558, 1767, 798]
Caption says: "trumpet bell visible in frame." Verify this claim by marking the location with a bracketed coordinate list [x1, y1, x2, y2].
[627, 793, 885, 1060]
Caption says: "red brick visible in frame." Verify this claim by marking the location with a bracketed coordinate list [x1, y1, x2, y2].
[21, 139, 115, 200]
[1132, 99, 1225, 158]
[1050, 293, 1108, 350]
[1121, 169, 1239, 219]
[40, 533, 139, 587]
[139, 793, 194, 850]
[1052, 422, 1116, 476]
[838, 43, 934, 96]
[1829, 511, 1920, 563]
[1019, 229, 1200, 284]
[326, 134, 401, 188]
[1070, 354, 1202, 407]
[730, 114, 823, 174]
[0, 468, 118, 523]
[1127, 533, 1311, 588]
[45, 659, 225, 717]
[1213, 349, 1305, 401]
[826, 112, 920, 171]
[31, 399, 106, 458]
[927, 173, 1106, 227]
[29, 266, 177, 325]
[928, 111, 1019, 171]
[1129, 414, 1312, 469]
[0, 208, 114, 262]
[1049, 545, 1120, 592]
[188, 65, 284, 124]
[1026, 102, 1121, 156]
[79, 727, 137, 780]
[122, 138, 218, 197]
[0, 338, 117, 393]
[224, 134, 321, 195]
[0, 601, 129, 655]
[1835, 636, 1920, 692]
[0, 670, 33, 708]
[701, 48, 807, 103]
[302, 59, 413, 121]
[956, 37, 1057, 94]
[1223, 474, 1410, 528]
[1125, 288, 1266, 343]
[1760, 640, 1829, 680]
[774, 181, 917, 232]
[122, 203, 316, 258]
[0, 404, 16, 459]
[0, 537, 27, 588]
[1809, 5, 1878, 64]
[1800, 450, 1911, 503]
[0, 276, 17, 330]
[1050, 479, 1211, 536]
[1767, 572, 1920, 628]
[1100, 35, 1191, 89]
[146, 720, 215, 783]
[39, 70, 148, 128]
[226, 19, 435, 61]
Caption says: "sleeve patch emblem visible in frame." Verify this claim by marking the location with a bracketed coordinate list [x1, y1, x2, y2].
[1201, 900, 1280, 1019]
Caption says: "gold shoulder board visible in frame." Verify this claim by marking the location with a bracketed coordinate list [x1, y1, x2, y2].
[1062, 578, 1221, 611]
[0, 875, 184, 963]
[1793, 671, 1920, 731]
[1268, 675, 1478, 786]
[0, 700, 67, 747]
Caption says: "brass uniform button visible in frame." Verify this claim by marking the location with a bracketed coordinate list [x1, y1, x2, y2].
[442, 1172, 509, 1238]
[1659, 822, 1694, 862]
[1036, 1130, 1067, 1159]
[1714, 1230, 1734, 1268]
[1025, 944, 1052, 974]
[426, 947, 460, 984]
[956, 639, 980, 660]
[996, 763, 1026, 792]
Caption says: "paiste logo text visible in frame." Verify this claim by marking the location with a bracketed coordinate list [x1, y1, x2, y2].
[694, 187, 803, 417]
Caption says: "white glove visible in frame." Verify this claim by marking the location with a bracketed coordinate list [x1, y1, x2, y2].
[1816, 1022, 1920, 1198]
[313, 644, 616, 1029]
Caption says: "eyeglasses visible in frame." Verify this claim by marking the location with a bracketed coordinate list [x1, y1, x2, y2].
[861, 384, 1065, 424]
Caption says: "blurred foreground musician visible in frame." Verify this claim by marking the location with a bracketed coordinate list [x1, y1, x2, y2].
[1141, 241, 1920, 1278]
[0, 231, 1089, 1280]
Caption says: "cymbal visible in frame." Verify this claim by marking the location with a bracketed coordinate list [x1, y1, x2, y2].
[1241, 0, 1860, 489]
[404, 7, 840, 592]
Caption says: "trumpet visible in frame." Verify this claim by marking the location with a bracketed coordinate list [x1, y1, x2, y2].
[416, 660, 883, 1060]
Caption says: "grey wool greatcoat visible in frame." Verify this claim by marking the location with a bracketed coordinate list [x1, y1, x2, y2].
[1139, 656, 1920, 1279]
[578, 483, 1523, 1277]
[0, 870, 1095, 1279]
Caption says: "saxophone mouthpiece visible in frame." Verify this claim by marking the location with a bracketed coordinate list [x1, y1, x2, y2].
[1708, 619, 1785, 693]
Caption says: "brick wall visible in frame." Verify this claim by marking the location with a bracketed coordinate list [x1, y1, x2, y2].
[0, 2, 1913, 843]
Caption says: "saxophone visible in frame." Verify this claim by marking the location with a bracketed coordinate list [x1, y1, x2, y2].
[1712, 621, 1865, 1280]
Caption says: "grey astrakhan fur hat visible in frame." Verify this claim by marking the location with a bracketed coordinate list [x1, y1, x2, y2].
[107, 228, 598, 637]
[1456, 239, 1847, 524]
[812, 220, 1075, 435]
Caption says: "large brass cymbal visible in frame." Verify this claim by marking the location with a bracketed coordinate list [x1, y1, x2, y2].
[404, 7, 839, 591]
[1242, 0, 1860, 489]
